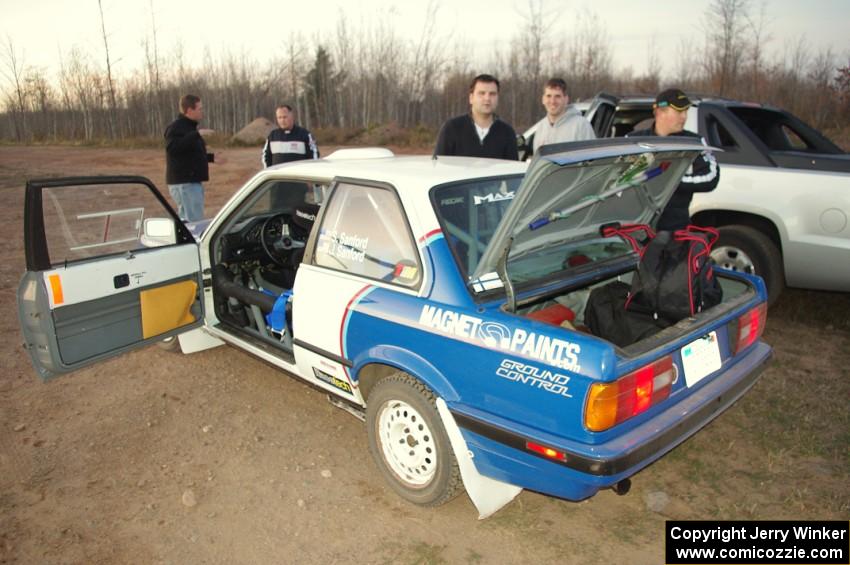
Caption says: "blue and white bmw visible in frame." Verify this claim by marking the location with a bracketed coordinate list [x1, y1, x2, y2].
[18, 139, 772, 517]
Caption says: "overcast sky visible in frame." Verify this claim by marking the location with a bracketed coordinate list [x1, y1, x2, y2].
[3, 0, 849, 81]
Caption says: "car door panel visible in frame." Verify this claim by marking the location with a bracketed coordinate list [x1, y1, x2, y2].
[18, 176, 203, 380]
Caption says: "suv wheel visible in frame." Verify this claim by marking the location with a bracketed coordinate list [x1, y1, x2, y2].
[711, 224, 784, 305]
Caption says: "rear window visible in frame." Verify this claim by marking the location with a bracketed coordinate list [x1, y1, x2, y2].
[432, 176, 523, 277]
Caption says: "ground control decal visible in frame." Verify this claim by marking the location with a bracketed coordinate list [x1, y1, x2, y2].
[418, 305, 581, 372]
[496, 359, 572, 398]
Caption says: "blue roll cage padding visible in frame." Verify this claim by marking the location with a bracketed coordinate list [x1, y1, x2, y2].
[265, 290, 293, 333]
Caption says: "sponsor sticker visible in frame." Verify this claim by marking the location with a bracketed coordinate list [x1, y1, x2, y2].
[418, 305, 581, 372]
[473, 191, 515, 206]
[312, 367, 353, 395]
[496, 359, 572, 398]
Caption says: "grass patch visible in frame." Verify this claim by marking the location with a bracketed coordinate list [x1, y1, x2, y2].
[770, 289, 850, 331]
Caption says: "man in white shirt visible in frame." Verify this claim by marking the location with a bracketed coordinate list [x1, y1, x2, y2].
[531, 78, 595, 153]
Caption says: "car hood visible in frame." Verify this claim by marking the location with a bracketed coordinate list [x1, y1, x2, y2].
[470, 137, 710, 287]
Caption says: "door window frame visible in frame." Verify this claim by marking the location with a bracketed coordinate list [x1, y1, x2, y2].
[25, 175, 193, 271]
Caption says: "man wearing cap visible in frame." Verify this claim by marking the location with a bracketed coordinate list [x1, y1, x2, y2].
[627, 88, 719, 231]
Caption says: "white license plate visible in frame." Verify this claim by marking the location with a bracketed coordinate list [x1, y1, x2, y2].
[681, 331, 722, 387]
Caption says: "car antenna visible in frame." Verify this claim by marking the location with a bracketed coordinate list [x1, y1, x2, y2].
[496, 236, 516, 313]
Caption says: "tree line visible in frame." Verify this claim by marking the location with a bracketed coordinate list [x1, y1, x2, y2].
[2, 0, 848, 144]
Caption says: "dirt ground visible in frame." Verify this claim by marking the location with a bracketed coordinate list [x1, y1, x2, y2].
[0, 145, 848, 565]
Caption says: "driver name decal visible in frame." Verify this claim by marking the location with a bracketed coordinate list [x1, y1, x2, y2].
[319, 230, 369, 263]
[418, 305, 581, 371]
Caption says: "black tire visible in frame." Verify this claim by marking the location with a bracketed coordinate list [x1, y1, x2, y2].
[711, 224, 784, 305]
[157, 335, 181, 352]
[365, 372, 463, 506]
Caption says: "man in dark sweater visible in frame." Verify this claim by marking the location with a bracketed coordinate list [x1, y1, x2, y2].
[627, 88, 719, 231]
[262, 105, 319, 167]
[164, 94, 216, 221]
[434, 74, 518, 160]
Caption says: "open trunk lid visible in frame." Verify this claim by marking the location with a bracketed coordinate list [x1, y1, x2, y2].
[469, 138, 711, 295]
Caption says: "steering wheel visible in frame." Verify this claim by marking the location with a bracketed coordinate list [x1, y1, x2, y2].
[260, 213, 306, 266]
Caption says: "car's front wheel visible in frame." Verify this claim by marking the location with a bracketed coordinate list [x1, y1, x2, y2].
[711, 224, 784, 305]
[366, 372, 463, 506]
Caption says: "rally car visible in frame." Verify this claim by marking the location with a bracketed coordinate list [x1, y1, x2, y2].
[18, 140, 772, 517]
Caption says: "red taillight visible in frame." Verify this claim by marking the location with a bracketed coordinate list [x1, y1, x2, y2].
[526, 441, 567, 462]
[585, 355, 676, 432]
[732, 303, 768, 354]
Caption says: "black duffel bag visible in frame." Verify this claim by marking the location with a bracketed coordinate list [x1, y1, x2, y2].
[625, 226, 723, 322]
[585, 281, 669, 347]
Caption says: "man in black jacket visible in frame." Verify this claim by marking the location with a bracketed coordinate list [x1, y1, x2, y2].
[434, 74, 518, 160]
[164, 94, 216, 221]
[628, 89, 719, 231]
[262, 105, 319, 167]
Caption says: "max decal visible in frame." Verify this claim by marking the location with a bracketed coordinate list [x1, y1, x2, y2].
[473, 191, 515, 205]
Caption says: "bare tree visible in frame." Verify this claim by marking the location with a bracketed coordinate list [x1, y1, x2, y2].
[404, 0, 446, 127]
[743, 0, 772, 100]
[509, 0, 554, 126]
[567, 12, 612, 96]
[674, 37, 698, 87]
[703, 0, 749, 95]
[97, 0, 120, 138]
[807, 47, 835, 128]
[1, 35, 29, 141]
[639, 34, 662, 93]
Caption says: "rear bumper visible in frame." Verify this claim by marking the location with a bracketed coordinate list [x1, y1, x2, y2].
[454, 341, 772, 500]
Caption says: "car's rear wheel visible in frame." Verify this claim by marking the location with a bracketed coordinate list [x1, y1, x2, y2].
[711, 224, 784, 305]
[366, 372, 463, 506]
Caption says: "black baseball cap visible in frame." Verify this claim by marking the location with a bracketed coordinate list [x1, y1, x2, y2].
[654, 88, 691, 111]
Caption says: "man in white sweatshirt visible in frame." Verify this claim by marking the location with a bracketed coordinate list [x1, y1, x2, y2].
[531, 78, 595, 153]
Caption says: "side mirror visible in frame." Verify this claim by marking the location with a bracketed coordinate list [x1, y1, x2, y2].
[141, 218, 177, 247]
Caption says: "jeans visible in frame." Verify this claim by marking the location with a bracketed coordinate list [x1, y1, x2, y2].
[168, 182, 205, 222]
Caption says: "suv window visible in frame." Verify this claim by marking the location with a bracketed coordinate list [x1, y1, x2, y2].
[781, 125, 808, 150]
[705, 115, 738, 148]
[315, 182, 421, 288]
[728, 106, 832, 152]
